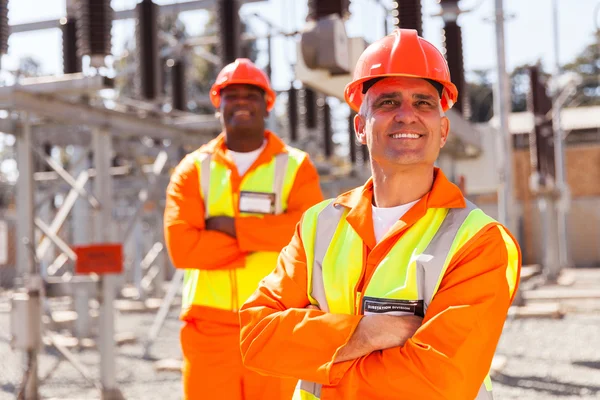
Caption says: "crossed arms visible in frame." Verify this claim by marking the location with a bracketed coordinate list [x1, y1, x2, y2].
[239, 222, 520, 399]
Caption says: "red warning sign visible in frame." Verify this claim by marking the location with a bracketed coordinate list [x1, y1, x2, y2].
[74, 244, 123, 275]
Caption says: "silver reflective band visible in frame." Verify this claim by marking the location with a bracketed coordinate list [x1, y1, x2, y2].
[304, 200, 492, 400]
[477, 384, 494, 400]
[310, 202, 344, 312]
[199, 153, 211, 217]
[300, 381, 322, 398]
[273, 152, 290, 215]
[419, 200, 478, 310]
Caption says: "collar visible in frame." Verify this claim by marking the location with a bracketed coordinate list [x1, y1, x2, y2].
[333, 168, 466, 249]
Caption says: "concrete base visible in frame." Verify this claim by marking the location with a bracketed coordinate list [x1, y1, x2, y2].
[100, 388, 126, 400]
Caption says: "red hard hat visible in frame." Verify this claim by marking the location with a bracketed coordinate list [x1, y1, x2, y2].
[210, 58, 276, 111]
[344, 29, 458, 112]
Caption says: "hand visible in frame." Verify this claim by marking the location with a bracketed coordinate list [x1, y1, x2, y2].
[205, 216, 237, 238]
[333, 314, 423, 363]
[305, 304, 320, 310]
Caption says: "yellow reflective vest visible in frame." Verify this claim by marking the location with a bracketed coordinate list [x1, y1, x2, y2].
[182, 147, 307, 312]
[294, 199, 519, 400]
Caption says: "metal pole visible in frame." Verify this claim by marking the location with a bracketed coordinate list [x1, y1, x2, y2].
[93, 129, 124, 400]
[552, 0, 570, 269]
[493, 0, 515, 232]
[16, 113, 40, 400]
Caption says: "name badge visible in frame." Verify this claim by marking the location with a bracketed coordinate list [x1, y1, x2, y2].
[362, 296, 425, 317]
[239, 191, 276, 215]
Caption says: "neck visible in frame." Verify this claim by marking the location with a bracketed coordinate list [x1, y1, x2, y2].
[371, 161, 435, 208]
[225, 129, 264, 152]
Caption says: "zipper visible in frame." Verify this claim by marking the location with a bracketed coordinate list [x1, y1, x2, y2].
[355, 291, 363, 315]
[353, 243, 369, 315]
[230, 269, 239, 312]
[354, 224, 410, 315]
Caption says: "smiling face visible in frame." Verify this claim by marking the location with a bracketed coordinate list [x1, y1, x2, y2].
[354, 76, 450, 169]
[218, 83, 269, 151]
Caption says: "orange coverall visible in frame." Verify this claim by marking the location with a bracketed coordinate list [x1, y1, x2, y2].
[164, 131, 323, 399]
[240, 171, 522, 400]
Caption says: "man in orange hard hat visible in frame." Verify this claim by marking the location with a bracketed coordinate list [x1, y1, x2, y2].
[239, 29, 521, 400]
[164, 58, 323, 399]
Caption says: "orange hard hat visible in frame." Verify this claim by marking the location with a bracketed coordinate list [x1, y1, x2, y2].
[344, 29, 458, 112]
[210, 58, 276, 111]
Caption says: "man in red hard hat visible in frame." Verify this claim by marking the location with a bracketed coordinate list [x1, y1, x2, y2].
[164, 58, 323, 399]
[240, 29, 521, 400]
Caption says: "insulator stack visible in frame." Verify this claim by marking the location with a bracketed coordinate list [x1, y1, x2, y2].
[76, 0, 113, 67]
[307, 0, 350, 20]
[136, 0, 160, 100]
[61, 17, 82, 74]
[528, 65, 555, 186]
[391, 0, 422, 36]
[171, 59, 186, 111]
[0, 0, 8, 56]
[288, 86, 298, 141]
[303, 88, 317, 129]
[440, 0, 469, 117]
[217, 0, 241, 67]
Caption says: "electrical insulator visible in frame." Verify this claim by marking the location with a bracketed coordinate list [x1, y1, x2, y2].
[391, 0, 423, 36]
[217, 0, 241, 67]
[0, 0, 8, 56]
[322, 100, 333, 158]
[442, 20, 469, 117]
[61, 17, 82, 74]
[304, 88, 317, 129]
[288, 86, 298, 142]
[307, 0, 350, 20]
[76, 0, 113, 67]
[348, 110, 357, 165]
[528, 65, 555, 187]
[136, 0, 160, 100]
[171, 59, 186, 111]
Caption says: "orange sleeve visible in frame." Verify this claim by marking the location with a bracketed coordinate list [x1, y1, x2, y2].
[239, 219, 363, 383]
[235, 155, 323, 253]
[327, 226, 522, 399]
[164, 154, 247, 270]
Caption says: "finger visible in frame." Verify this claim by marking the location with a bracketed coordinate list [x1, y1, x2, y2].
[305, 304, 320, 310]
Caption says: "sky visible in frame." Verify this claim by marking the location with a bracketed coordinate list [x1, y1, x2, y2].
[3, 0, 599, 93]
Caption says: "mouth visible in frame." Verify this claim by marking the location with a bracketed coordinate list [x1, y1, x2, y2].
[233, 110, 252, 118]
[388, 132, 424, 139]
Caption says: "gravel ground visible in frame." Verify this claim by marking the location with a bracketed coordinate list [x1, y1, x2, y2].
[1, 271, 600, 400]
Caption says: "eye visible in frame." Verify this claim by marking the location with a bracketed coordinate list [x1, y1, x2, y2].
[415, 100, 435, 108]
[379, 99, 397, 106]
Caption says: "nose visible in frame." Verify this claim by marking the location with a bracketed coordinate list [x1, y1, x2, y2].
[393, 101, 418, 125]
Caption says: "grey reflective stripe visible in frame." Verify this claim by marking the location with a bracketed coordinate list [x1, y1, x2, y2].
[273, 152, 290, 215]
[419, 200, 478, 310]
[311, 202, 345, 313]
[418, 200, 492, 399]
[199, 153, 211, 217]
[476, 385, 494, 400]
[299, 381, 322, 398]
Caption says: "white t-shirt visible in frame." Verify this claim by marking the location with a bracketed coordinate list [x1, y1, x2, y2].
[227, 141, 266, 176]
[372, 199, 420, 243]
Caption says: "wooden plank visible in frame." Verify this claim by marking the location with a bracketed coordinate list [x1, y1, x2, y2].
[520, 264, 541, 281]
[490, 355, 507, 375]
[508, 303, 564, 319]
[154, 358, 183, 373]
[523, 289, 600, 301]
[115, 332, 138, 346]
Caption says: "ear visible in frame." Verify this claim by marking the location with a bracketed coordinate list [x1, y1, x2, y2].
[354, 113, 367, 145]
[440, 116, 450, 148]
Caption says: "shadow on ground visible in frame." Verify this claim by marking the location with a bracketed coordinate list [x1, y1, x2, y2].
[494, 373, 600, 397]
